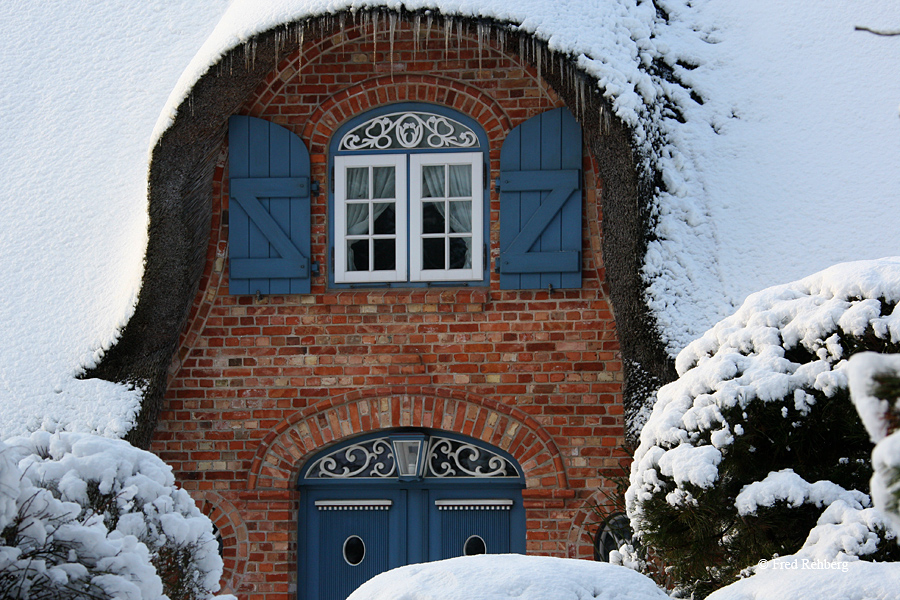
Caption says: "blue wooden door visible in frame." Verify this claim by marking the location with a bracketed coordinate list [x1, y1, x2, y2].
[427, 490, 524, 561]
[298, 432, 525, 599]
[301, 489, 405, 600]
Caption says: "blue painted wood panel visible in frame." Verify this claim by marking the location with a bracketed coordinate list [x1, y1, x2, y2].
[301, 489, 405, 600]
[228, 115, 312, 295]
[427, 488, 525, 561]
[499, 108, 582, 289]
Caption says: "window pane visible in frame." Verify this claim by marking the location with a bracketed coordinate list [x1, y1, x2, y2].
[422, 165, 445, 198]
[373, 239, 396, 271]
[422, 202, 445, 234]
[463, 535, 486, 556]
[449, 237, 471, 269]
[373, 203, 395, 234]
[346, 203, 369, 235]
[347, 167, 368, 199]
[343, 536, 366, 566]
[372, 167, 396, 199]
[448, 201, 472, 233]
[422, 238, 445, 270]
[448, 164, 471, 197]
[347, 239, 368, 271]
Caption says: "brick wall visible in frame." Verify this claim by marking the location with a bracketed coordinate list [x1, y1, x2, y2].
[151, 17, 627, 599]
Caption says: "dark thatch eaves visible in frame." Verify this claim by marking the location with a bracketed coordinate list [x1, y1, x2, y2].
[85, 9, 676, 449]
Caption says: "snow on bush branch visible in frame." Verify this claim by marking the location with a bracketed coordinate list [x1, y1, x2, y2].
[848, 352, 900, 531]
[626, 257, 900, 597]
[0, 432, 232, 600]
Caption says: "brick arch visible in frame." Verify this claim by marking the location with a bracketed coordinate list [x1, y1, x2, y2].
[302, 74, 513, 157]
[248, 386, 568, 490]
[564, 487, 610, 560]
[192, 490, 250, 595]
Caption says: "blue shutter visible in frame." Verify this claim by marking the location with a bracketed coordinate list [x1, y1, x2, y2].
[498, 108, 582, 289]
[228, 115, 312, 295]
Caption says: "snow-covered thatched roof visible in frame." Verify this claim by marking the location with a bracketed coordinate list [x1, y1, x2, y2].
[0, 0, 898, 441]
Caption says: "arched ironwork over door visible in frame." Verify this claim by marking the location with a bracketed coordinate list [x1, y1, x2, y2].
[297, 429, 526, 600]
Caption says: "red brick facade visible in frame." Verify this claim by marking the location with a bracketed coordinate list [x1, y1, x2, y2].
[151, 19, 626, 599]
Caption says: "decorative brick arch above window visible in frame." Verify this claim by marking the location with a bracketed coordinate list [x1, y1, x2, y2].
[301, 74, 512, 159]
[247, 386, 568, 491]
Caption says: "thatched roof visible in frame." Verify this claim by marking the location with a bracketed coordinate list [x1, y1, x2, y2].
[87, 8, 675, 448]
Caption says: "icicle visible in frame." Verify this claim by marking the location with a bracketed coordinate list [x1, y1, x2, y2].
[298, 26, 304, 73]
[389, 11, 397, 81]
[476, 22, 485, 74]
[444, 18, 451, 57]
[535, 42, 542, 80]
[274, 30, 280, 65]
[373, 11, 379, 62]
[426, 12, 433, 50]
[575, 75, 581, 120]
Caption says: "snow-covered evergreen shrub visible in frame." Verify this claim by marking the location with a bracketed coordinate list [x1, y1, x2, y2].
[849, 352, 900, 532]
[0, 432, 226, 600]
[626, 259, 900, 598]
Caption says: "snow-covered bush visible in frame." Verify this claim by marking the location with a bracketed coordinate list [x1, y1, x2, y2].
[848, 352, 900, 531]
[626, 258, 900, 598]
[0, 432, 226, 600]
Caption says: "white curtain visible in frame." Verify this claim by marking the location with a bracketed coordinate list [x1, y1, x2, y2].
[345, 167, 394, 270]
[421, 164, 472, 268]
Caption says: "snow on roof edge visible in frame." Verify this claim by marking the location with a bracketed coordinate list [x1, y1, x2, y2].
[149, 0, 725, 358]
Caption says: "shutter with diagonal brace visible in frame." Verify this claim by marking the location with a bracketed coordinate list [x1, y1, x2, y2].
[498, 108, 582, 290]
[228, 115, 312, 295]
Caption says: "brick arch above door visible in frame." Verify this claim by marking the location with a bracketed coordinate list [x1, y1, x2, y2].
[248, 386, 568, 490]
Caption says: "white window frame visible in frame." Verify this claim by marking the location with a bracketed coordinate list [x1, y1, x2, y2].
[334, 154, 408, 284]
[409, 152, 483, 282]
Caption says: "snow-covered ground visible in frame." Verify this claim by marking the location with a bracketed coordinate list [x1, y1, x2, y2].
[0, 0, 898, 442]
[344, 554, 670, 600]
[706, 559, 900, 600]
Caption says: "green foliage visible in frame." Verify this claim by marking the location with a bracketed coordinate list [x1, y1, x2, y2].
[629, 300, 900, 598]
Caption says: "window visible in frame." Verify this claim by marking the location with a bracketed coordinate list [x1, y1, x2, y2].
[409, 153, 483, 282]
[334, 154, 408, 283]
[331, 106, 488, 287]
[334, 152, 483, 284]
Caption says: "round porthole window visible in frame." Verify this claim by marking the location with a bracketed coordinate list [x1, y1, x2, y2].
[343, 535, 366, 566]
[463, 535, 486, 556]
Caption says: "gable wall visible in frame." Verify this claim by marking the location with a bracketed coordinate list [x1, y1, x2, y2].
[150, 20, 625, 599]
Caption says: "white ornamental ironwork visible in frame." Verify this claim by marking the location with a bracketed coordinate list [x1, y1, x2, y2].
[306, 438, 396, 478]
[425, 437, 518, 478]
[304, 434, 518, 479]
[339, 112, 479, 151]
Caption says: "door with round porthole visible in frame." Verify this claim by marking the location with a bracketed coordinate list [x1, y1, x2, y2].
[297, 431, 525, 600]
[300, 489, 406, 600]
[428, 489, 519, 561]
